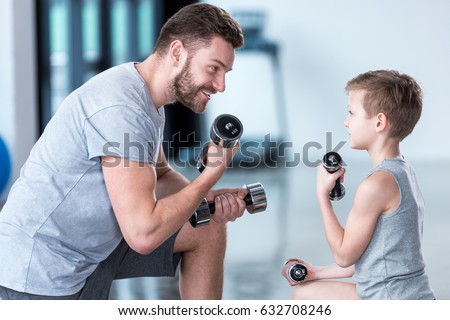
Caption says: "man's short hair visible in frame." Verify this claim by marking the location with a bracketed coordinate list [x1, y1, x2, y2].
[153, 3, 244, 57]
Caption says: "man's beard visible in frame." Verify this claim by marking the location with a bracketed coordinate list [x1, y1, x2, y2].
[169, 59, 210, 113]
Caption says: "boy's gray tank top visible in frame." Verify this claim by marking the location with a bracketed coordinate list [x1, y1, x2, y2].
[353, 158, 435, 299]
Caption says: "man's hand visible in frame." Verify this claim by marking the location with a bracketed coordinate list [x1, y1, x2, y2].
[206, 188, 248, 223]
[201, 142, 240, 181]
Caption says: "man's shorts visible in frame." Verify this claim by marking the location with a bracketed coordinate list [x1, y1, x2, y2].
[0, 232, 182, 300]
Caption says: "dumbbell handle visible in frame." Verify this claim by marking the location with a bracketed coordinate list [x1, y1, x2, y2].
[322, 152, 346, 201]
[206, 193, 254, 214]
[189, 182, 267, 227]
[331, 179, 343, 198]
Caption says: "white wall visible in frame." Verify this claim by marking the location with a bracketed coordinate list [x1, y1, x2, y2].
[0, 0, 38, 200]
[205, 0, 450, 163]
[1, 0, 449, 201]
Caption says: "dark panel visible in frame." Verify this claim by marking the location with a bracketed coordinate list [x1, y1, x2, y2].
[161, 0, 201, 158]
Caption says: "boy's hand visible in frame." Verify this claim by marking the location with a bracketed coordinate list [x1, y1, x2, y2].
[316, 165, 345, 199]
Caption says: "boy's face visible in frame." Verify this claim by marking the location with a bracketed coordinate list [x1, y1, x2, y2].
[170, 36, 235, 113]
[344, 90, 377, 150]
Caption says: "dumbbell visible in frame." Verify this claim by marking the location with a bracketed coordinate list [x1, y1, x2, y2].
[189, 182, 267, 227]
[287, 263, 308, 283]
[196, 114, 243, 172]
[322, 151, 346, 201]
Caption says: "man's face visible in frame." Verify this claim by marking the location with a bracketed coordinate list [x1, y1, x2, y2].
[169, 37, 235, 113]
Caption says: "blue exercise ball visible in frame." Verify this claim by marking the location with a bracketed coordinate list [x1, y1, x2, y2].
[0, 136, 11, 195]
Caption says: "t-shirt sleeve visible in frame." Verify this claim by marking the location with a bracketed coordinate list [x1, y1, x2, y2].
[83, 105, 161, 165]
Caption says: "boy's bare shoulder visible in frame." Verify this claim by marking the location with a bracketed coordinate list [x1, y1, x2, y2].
[356, 171, 399, 214]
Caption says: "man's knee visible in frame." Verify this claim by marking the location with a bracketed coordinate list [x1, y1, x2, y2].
[195, 221, 227, 255]
[174, 220, 227, 254]
[207, 220, 227, 242]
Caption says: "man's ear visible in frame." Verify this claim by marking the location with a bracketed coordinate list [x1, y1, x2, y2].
[168, 40, 184, 66]
[375, 112, 389, 132]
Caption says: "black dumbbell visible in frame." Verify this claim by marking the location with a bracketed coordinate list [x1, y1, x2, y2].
[288, 263, 308, 283]
[196, 114, 243, 172]
[322, 151, 345, 201]
[189, 182, 267, 227]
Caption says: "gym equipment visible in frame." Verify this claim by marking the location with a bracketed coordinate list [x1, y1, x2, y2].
[0, 136, 11, 195]
[322, 151, 345, 201]
[196, 114, 243, 172]
[189, 182, 267, 227]
[288, 262, 308, 283]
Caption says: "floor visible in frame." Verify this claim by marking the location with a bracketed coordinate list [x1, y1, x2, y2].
[109, 159, 450, 300]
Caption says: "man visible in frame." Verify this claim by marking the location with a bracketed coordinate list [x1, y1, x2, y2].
[0, 3, 246, 300]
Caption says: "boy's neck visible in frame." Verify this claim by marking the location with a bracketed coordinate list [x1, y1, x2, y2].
[368, 140, 401, 167]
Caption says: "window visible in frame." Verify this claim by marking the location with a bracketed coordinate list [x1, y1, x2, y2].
[37, 0, 162, 130]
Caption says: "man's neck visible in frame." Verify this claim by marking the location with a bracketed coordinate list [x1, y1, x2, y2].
[135, 55, 175, 108]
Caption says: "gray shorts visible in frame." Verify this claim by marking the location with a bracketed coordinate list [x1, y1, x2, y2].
[0, 232, 182, 300]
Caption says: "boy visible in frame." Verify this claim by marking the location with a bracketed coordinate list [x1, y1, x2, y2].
[283, 70, 435, 299]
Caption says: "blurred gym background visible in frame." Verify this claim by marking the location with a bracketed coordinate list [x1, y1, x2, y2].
[1, 0, 449, 299]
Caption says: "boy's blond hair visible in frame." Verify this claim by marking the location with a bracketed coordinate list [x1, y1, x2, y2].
[345, 70, 422, 141]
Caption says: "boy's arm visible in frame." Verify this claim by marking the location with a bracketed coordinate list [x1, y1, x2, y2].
[282, 259, 355, 286]
[314, 263, 355, 279]
[316, 166, 399, 267]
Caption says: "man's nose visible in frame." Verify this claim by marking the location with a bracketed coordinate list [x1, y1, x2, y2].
[213, 74, 226, 93]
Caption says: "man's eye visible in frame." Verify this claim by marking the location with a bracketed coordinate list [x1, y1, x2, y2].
[210, 66, 218, 72]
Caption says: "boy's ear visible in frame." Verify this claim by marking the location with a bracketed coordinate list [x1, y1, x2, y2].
[375, 112, 389, 132]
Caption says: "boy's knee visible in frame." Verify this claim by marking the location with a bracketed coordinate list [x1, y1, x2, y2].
[292, 282, 313, 300]
[292, 284, 304, 299]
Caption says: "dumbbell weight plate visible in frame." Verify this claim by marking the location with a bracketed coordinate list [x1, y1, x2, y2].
[322, 152, 342, 172]
[244, 182, 267, 214]
[288, 263, 308, 283]
[210, 114, 243, 148]
[197, 114, 243, 172]
[189, 199, 211, 228]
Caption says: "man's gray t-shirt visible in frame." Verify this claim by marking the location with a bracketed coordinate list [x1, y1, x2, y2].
[0, 62, 165, 295]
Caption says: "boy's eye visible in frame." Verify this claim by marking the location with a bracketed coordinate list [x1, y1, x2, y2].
[210, 66, 218, 72]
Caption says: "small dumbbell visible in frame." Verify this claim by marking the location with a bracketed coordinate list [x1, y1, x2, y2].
[196, 114, 243, 172]
[189, 182, 267, 227]
[322, 151, 345, 201]
[288, 263, 308, 283]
